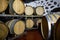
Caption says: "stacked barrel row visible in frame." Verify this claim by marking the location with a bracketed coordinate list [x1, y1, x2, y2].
[0, 18, 41, 40]
[0, 0, 60, 40]
[0, 15, 60, 40]
[0, 0, 44, 16]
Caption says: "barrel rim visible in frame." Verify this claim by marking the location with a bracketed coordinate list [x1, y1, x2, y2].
[0, 21, 9, 39]
[41, 16, 51, 40]
[46, 16, 52, 40]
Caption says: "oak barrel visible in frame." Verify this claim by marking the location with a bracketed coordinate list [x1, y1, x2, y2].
[26, 19, 34, 29]
[41, 16, 51, 40]
[25, 6, 34, 15]
[36, 19, 42, 27]
[36, 6, 44, 15]
[0, 21, 8, 40]
[54, 18, 60, 40]
[6, 19, 25, 35]
[0, 0, 8, 13]
[13, 0, 25, 15]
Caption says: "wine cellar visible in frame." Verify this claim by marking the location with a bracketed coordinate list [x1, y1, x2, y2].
[0, 0, 60, 40]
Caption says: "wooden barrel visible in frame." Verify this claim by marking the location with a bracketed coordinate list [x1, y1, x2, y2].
[0, 21, 8, 40]
[54, 18, 60, 40]
[47, 14, 60, 23]
[13, 0, 25, 15]
[36, 19, 42, 27]
[36, 6, 44, 15]
[14, 30, 43, 40]
[0, 0, 8, 13]
[41, 16, 51, 40]
[53, 14, 60, 21]
[6, 19, 25, 35]
[25, 6, 34, 15]
[26, 19, 34, 29]
[49, 14, 57, 23]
